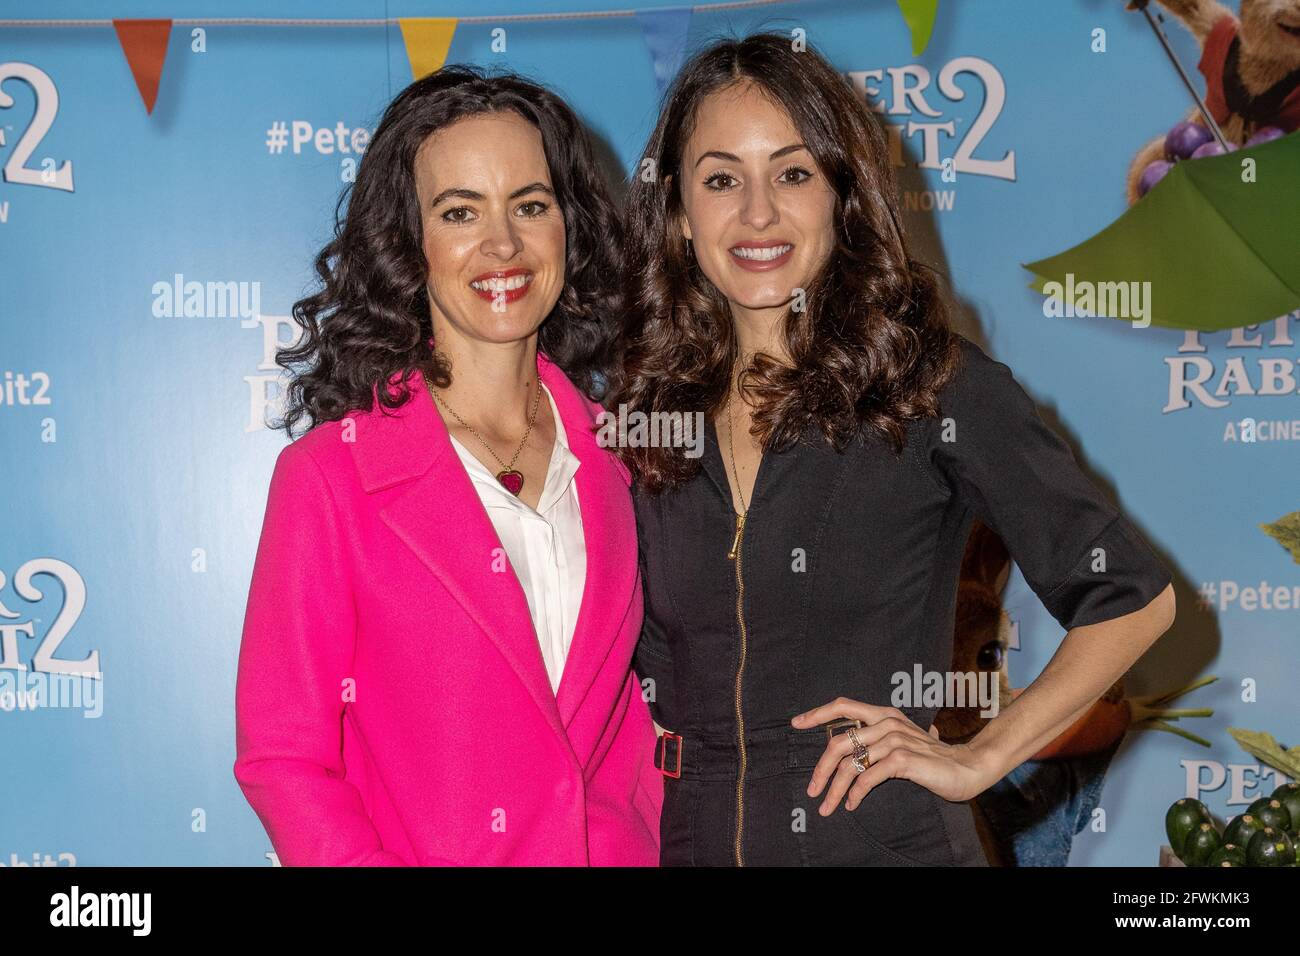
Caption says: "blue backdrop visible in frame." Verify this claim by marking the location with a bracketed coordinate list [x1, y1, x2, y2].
[1, 0, 1295, 866]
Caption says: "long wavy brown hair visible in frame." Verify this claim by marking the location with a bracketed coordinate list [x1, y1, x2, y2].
[273, 65, 622, 438]
[608, 32, 961, 493]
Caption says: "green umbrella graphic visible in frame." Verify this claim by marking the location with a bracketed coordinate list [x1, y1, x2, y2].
[895, 0, 940, 56]
[1023, 132, 1300, 331]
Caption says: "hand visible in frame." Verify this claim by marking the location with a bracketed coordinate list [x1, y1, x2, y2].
[791, 698, 1002, 814]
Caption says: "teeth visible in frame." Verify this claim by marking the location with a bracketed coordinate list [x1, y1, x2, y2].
[470, 274, 532, 292]
[731, 244, 792, 261]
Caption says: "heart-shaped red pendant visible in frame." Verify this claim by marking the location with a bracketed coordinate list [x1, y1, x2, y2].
[496, 470, 525, 495]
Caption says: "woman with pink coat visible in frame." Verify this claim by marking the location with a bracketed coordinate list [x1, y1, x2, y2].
[233, 66, 662, 866]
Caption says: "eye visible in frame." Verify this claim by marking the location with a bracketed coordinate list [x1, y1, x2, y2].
[703, 170, 738, 191]
[516, 199, 550, 217]
[777, 165, 813, 185]
[976, 641, 1004, 671]
[441, 206, 476, 224]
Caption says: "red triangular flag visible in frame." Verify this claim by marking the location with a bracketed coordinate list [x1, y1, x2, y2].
[113, 19, 172, 115]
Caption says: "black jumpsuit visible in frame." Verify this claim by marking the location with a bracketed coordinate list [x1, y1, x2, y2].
[632, 334, 1173, 867]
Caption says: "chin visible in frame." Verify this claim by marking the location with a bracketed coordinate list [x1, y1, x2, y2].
[460, 296, 553, 340]
[723, 285, 802, 311]
[481, 318, 546, 343]
[735, 298, 794, 313]
[716, 265, 818, 305]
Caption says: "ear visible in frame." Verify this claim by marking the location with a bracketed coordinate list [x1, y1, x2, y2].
[960, 520, 1011, 597]
[664, 173, 692, 242]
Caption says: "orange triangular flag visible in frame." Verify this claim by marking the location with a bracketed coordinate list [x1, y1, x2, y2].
[399, 18, 458, 81]
[113, 19, 172, 115]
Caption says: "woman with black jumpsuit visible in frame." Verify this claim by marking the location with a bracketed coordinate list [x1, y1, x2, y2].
[613, 34, 1176, 867]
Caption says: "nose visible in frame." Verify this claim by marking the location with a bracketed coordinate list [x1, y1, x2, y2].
[739, 180, 779, 231]
[479, 209, 523, 261]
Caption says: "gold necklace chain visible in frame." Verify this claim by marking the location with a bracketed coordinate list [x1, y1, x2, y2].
[725, 389, 749, 514]
[428, 376, 542, 476]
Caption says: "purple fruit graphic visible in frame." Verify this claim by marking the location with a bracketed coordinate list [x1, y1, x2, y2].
[1165, 120, 1213, 159]
[1246, 126, 1285, 147]
[1138, 159, 1174, 196]
[1190, 140, 1236, 159]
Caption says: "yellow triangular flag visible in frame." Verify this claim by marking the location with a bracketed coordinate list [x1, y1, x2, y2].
[399, 18, 458, 80]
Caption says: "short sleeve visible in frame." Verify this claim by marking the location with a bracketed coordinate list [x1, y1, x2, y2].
[922, 337, 1172, 631]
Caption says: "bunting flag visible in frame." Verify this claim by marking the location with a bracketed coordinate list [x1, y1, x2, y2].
[112, 18, 172, 114]
[399, 18, 459, 81]
[11, 2, 788, 114]
[635, 6, 693, 97]
[895, 0, 939, 56]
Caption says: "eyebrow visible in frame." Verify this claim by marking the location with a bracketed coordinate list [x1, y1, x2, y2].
[428, 182, 555, 207]
[694, 143, 809, 168]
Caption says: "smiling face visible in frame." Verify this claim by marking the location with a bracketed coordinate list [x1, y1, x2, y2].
[676, 81, 837, 323]
[414, 111, 566, 348]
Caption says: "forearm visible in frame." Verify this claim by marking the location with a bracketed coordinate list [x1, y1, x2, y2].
[967, 583, 1175, 782]
[234, 753, 412, 866]
[237, 444, 417, 866]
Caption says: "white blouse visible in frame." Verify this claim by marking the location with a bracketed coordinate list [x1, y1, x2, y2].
[447, 382, 587, 695]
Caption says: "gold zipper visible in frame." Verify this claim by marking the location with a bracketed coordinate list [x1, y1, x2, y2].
[728, 511, 748, 866]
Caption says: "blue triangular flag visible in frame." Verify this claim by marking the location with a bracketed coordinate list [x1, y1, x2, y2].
[635, 6, 693, 97]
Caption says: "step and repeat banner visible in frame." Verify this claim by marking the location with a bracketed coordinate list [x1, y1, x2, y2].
[1, 0, 1296, 867]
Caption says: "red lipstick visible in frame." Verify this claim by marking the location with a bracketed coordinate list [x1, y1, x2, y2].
[469, 268, 534, 304]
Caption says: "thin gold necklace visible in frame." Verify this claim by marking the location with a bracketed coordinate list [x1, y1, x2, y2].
[725, 389, 751, 559]
[428, 377, 542, 497]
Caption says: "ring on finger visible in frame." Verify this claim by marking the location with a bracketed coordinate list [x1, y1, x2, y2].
[845, 727, 870, 773]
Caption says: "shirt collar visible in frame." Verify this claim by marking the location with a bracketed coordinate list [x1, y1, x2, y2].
[449, 382, 581, 516]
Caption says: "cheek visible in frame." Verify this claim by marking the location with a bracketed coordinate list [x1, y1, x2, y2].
[536, 219, 567, 272]
[421, 230, 474, 289]
[693, 241, 732, 282]
[685, 199, 729, 243]
[797, 199, 836, 263]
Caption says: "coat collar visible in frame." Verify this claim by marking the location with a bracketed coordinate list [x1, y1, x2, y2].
[350, 352, 603, 494]
[346, 353, 634, 766]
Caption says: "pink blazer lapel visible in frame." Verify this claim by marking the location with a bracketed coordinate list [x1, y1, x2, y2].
[349, 368, 568, 748]
[537, 355, 638, 738]
[347, 355, 637, 766]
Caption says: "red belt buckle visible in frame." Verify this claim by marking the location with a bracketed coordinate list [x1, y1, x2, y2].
[657, 732, 682, 779]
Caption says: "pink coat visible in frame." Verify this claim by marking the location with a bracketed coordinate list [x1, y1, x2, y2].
[234, 353, 663, 865]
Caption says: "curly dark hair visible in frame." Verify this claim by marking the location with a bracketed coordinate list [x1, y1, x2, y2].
[608, 32, 961, 493]
[272, 65, 623, 437]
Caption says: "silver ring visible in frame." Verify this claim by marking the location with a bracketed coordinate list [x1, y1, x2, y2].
[851, 747, 872, 773]
[845, 727, 869, 773]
